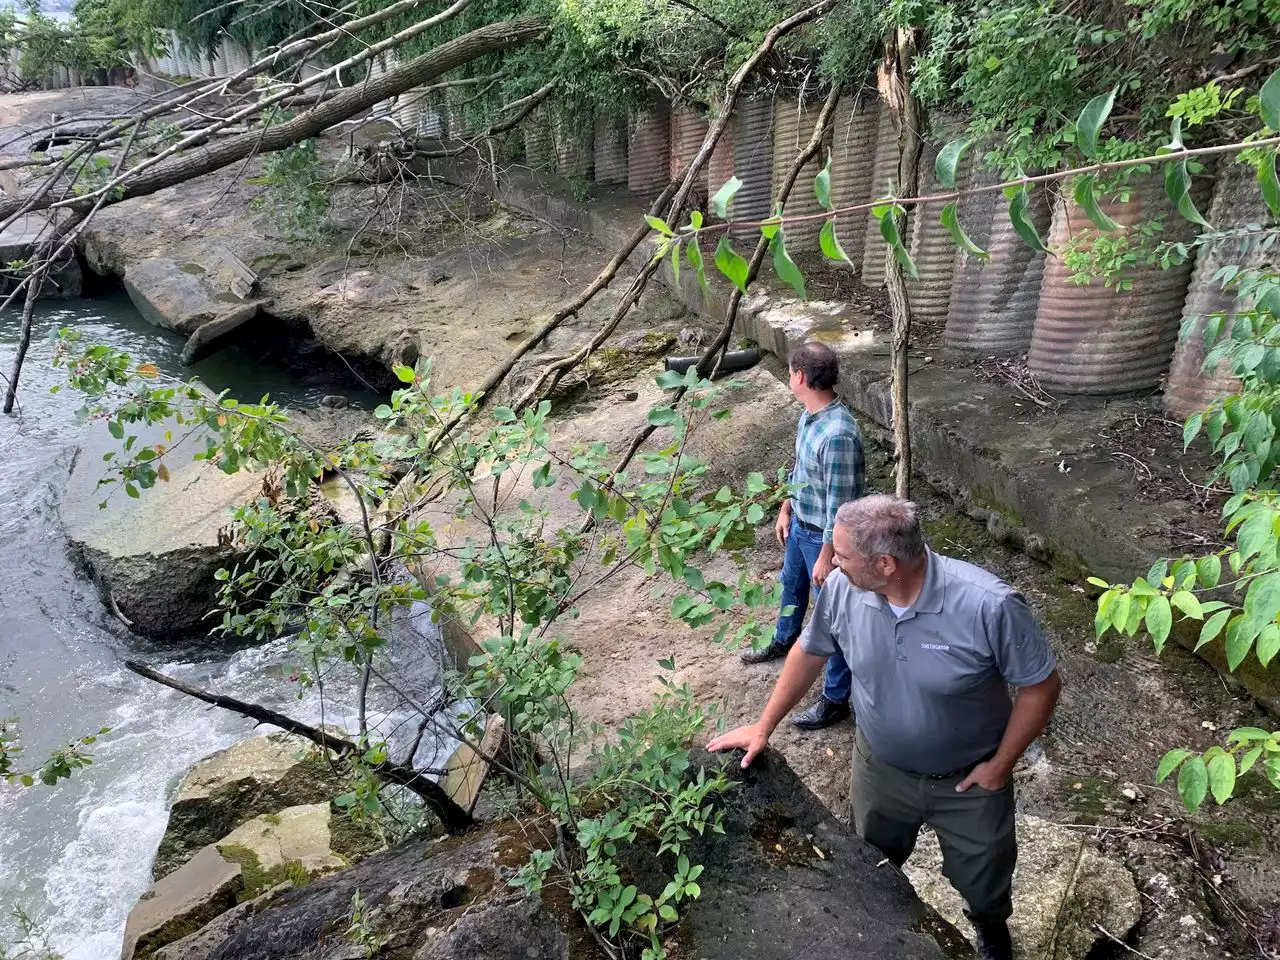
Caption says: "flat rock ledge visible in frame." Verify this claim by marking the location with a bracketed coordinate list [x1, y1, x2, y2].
[904, 814, 1142, 960]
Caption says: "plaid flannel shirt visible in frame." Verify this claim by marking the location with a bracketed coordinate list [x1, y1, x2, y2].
[789, 399, 864, 543]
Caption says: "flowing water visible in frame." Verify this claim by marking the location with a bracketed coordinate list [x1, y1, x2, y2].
[0, 292, 403, 958]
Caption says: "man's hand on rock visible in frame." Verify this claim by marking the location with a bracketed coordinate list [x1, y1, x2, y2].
[775, 502, 792, 546]
[707, 723, 770, 769]
[956, 758, 1012, 793]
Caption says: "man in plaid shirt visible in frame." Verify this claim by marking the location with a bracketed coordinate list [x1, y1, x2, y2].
[742, 340, 865, 731]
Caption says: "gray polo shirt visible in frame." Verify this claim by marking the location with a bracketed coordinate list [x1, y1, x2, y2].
[800, 549, 1057, 775]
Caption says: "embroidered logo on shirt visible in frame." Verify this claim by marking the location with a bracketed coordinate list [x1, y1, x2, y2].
[921, 643, 951, 651]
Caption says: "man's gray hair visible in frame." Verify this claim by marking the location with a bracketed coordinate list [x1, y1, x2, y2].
[835, 494, 926, 562]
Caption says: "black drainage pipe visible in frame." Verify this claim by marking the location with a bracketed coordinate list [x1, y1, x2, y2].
[664, 347, 761, 376]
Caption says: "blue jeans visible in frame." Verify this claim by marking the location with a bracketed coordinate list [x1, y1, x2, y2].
[775, 516, 853, 704]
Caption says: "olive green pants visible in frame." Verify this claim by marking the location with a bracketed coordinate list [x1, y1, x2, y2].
[851, 728, 1016, 924]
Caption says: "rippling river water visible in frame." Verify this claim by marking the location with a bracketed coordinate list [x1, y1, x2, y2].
[0, 293, 387, 957]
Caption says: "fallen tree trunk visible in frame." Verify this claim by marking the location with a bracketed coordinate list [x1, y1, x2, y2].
[0, 16, 546, 221]
[124, 659, 474, 832]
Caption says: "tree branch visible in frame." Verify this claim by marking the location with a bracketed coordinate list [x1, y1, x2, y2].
[123, 659, 473, 833]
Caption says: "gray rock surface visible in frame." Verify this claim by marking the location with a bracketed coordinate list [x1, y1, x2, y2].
[154, 733, 352, 879]
[904, 815, 1142, 960]
[60, 414, 259, 639]
[124, 805, 350, 960]
[183, 751, 969, 960]
[121, 253, 261, 362]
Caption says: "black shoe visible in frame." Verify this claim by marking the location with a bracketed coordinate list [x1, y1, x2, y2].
[790, 697, 851, 731]
[740, 641, 791, 665]
[973, 920, 1013, 960]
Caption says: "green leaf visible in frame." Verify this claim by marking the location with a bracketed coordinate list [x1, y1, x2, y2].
[814, 159, 833, 211]
[1207, 750, 1236, 804]
[1240, 745, 1264, 775]
[659, 903, 678, 922]
[1072, 176, 1123, 232]
[686, 236, 707, 295]
[1076, 87, 1117, 159]
[1196, 554, 1221, 589]
[1171, 590, 1203, 620]
[1008, 189, 1048, 252]
[1183, 412, 1203, 449]
[819, 219, 852, 264]
[107, 419, 123, 440]
[1156, 748, 1192, 783]
[771, 232, 807, 298]
[1164, 157, 1210, 227]
[941, 202, 989, 259]
[1258, 623, 1280, 667]
[1177, 755, 1208, 812]
[647, 406, 681, 427]
[1145, 594, 1172, 652]
[710, 176, 742, 219]
[878, 207, 918, 280]
[1197, 608, 1231, 650]
[645, 215, 675, 237]
[1260, 65, 1280, 131]
[1259, 152, 1280, 218]
[393, 365, 416, 383]
[1224, 615, 1256, 671]
[935, 139, 968, 189]
[714, 236, 749, 294]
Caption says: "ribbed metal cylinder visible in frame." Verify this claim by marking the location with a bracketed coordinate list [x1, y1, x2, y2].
[907, 125, 969, 327]
[392, 89, 423, 132]
[830, 95, 881, 275]
[555, 112, 594, 179]
[628, 104, 671, 198]
[523, 106, 555, 170]
[669, 105, 709, 194]
[1164, 162, 1267, 417]
[771, 97, 828, 251]
[942, 163, 1052, 355]
[419, 95, 446, 139]
[593, 113, 628, 185]
[707, 116, 735, 218]
[729, 98, 774, 239]
[1029, 174, 1206, 395]
[860, 106, 901, 287]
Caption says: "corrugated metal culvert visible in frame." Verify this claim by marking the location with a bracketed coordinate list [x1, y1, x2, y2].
[593, 113, 629, 185]
[1028, 172, 1208, 395]
[555, 112, 594, 179]
[729, 99, 774, 239]
[669, 106, 710, 194]
[707, 116, 736, 220]
[1164, 161, 1272, 418]
[771, 97, 829, 252]
[942, 162, 1053, 354]
[522, 106, 555, 171]
[859, 107, 902, 288]
[628, 103, 671, 198]
[829, 95, 881, 275]
[907, 122, 968, 326]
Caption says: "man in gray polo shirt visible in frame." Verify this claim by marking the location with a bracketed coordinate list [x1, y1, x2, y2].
[709, 494, 1062, 960]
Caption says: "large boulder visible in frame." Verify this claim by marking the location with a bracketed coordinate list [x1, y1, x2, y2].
[903, 815, 1142, 960]
[60, 414, 259, 639]
[123, 804, 351, 960]
[154, 733, 355, 879]
[121, 252, 261, 362]
[176, 751, 971, 960]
